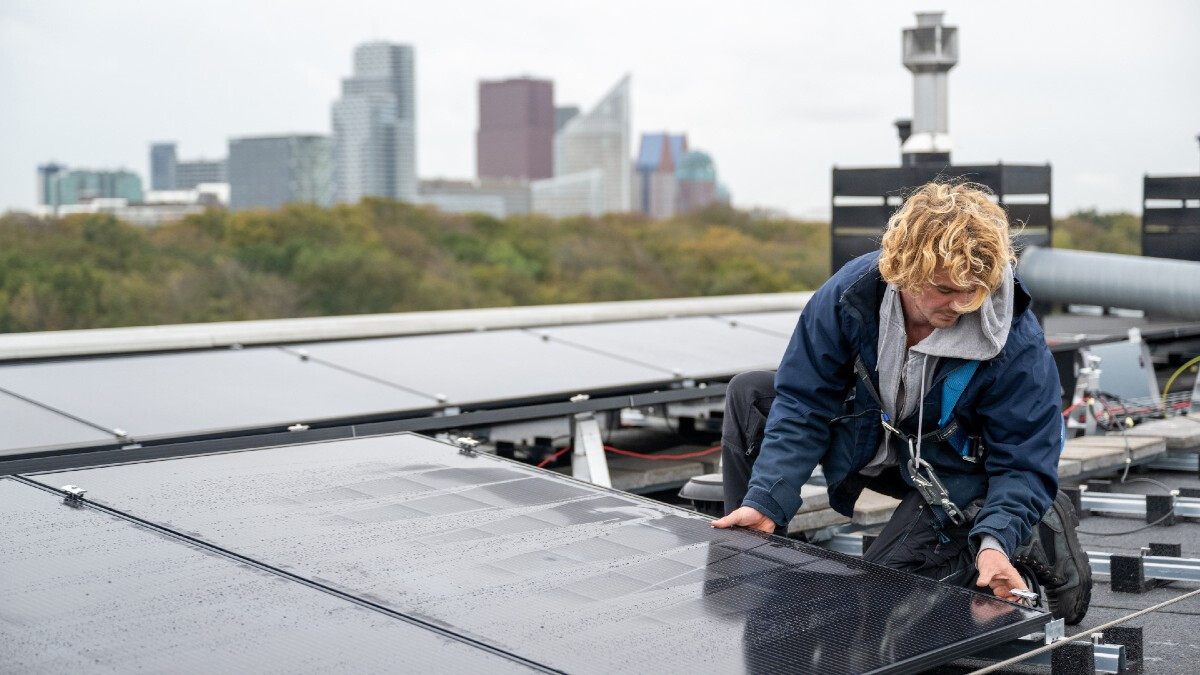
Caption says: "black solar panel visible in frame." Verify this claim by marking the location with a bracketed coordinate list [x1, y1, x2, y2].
[288, 328, 676, 405]
[716, 310, 801, 337]
[0, 478, 538, 673]
[28, 433, 1047, 674]
[0, 389, 118, 457]
[0, 347, 437, 442]
[535, 316, 790, 378]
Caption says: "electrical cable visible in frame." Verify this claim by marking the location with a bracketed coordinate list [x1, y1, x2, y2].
[535, 443, 722, 468]
[1078, 473, 1178, 536]
[535, 447, 571, 468]
[603, 444, 721, 460]
[1161, 355, 1200, 407]
[967, 586, 1200, 675]
[1076, 510, 1176, 536]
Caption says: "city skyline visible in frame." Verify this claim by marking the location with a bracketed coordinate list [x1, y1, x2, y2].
[2, 1, 1198, 219]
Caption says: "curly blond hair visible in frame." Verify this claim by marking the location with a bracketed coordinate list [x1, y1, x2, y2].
[878, 182, 1015, 313]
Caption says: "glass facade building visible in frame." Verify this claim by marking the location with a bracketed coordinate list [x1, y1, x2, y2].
[228, 135, 333, 211]
[150, 143, 177, 190]
[175, 159, 227, 190]
[48, 169, 143, 207]
[332, 42, 417, 205]
[553, 75, 631, 215]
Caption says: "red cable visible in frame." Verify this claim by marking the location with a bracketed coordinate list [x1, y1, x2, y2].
[535, 446, 571, 468]
[535, 444, 722, 468]
[603, 444, 721, 460]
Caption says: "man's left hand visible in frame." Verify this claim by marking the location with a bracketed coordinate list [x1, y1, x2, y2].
[975, 549, 1028, 602]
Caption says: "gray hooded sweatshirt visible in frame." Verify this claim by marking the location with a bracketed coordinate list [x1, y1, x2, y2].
[863, 265, 1015, 552]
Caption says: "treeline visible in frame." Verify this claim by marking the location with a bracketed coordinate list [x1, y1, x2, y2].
[0, 202, 1141, 334]
[0, 201, 829, 333]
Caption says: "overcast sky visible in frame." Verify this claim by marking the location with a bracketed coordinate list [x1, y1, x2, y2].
[2, 1, 1197, 219]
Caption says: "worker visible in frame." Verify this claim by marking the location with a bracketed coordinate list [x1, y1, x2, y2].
[712, 181, 1091, 624]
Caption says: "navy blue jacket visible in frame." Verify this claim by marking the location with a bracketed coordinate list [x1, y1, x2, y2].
[742, 252, 1063, 557]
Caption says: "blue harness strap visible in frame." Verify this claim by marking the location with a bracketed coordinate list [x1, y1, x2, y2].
[939, 360, 981, 456]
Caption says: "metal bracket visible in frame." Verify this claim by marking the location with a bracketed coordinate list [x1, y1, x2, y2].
[1044, 618, 1066, 645]
[455, 436, 480, 456]
[571, 412, 611, 488]
[61, 484, 87, 505]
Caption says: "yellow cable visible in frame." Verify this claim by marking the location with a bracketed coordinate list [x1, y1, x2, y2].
[1161, 354, 1200, 406]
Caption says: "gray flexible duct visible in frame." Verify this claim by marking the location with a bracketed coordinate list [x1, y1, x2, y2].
[1019, 246, 1200, 320]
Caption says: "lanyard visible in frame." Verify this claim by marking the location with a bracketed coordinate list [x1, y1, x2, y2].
[881, 414, 967, 526]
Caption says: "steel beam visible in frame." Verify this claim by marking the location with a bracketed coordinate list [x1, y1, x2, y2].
[1081, 491, 1200, 518]
[1088, 552, 1200, 583]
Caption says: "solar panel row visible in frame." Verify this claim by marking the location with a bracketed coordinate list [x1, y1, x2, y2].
[3, 433, 1047, 674]
[0, 313, 798, 458]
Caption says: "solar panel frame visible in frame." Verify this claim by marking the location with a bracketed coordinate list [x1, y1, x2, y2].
[285, 328, 681, 407]
[0, 346, 441, 444]
[533, 316, 791, 379]
[0, 387, 120, 457]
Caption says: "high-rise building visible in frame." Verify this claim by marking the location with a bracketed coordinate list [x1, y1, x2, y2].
[551, 75, 631, 215]
[36, 163, 67, 205]
[418, 179, 531, 219]
[332, 42, 417, 204]
[554, 106, 580, 133]
[150, 143, 177, 190]
[477, 77, 555, 181]
[228, 135, 333, 210]
[45, 169, 143, 207]
[531, 169, 605, 218]
[675, 150, 725, 214]
[633, 133, 688, 219]
[175, 159, 227, 190]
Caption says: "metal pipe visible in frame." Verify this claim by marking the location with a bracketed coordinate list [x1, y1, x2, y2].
[1019, 246, 1200, 319]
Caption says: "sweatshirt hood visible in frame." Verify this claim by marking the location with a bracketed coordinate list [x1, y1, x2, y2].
[912, 264, 1014, 362]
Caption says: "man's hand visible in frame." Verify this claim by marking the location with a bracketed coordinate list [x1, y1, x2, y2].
[711, 506, 776, 533]
[975, 548, 1028, 602]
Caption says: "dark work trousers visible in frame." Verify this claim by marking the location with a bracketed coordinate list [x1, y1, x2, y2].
[721, 370, 980, 590]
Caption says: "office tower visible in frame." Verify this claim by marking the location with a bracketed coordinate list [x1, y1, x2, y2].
[554, 106, 580, 133]
[531, 169, 605, 218]
[675, 151, 722, 214]
[150, 143, 177, 190]
[332, 42, 417, 204]
[477, 77, 554, 181]
[533, 75, 630, 217]
[48, 169, 143, 206]
[175, 159, 227, 189]
[228, 135, 333, 210]
[634, 132, 687, 219]
[36, 163, 67, 205]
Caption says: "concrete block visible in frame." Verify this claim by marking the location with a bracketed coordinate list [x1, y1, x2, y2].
[1070, 434, 1166, 461]
[786, 508, 850, 534]
[1123, 417, 1200, 450]
[608, 461, 707, 492]
[852, 489, 901, 526]
[1059, 443, 1127, 473]
[1057, 459, 1083, 478]
[796, 484, 830, 513]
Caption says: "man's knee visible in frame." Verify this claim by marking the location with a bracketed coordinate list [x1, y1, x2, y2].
[727, 370, 777, 411]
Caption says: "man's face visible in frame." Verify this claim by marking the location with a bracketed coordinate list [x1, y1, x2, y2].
[902, 267, 978, 329]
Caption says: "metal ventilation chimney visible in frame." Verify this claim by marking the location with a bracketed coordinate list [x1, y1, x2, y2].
[901, 12, 957, 166]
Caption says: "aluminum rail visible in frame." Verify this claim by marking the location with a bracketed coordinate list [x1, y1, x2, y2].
[1088, 552, 1200, 582]
[1080, 492, 1200, 518]
[0, 292, 812, 362]
[1019, 246, 1200, 320]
